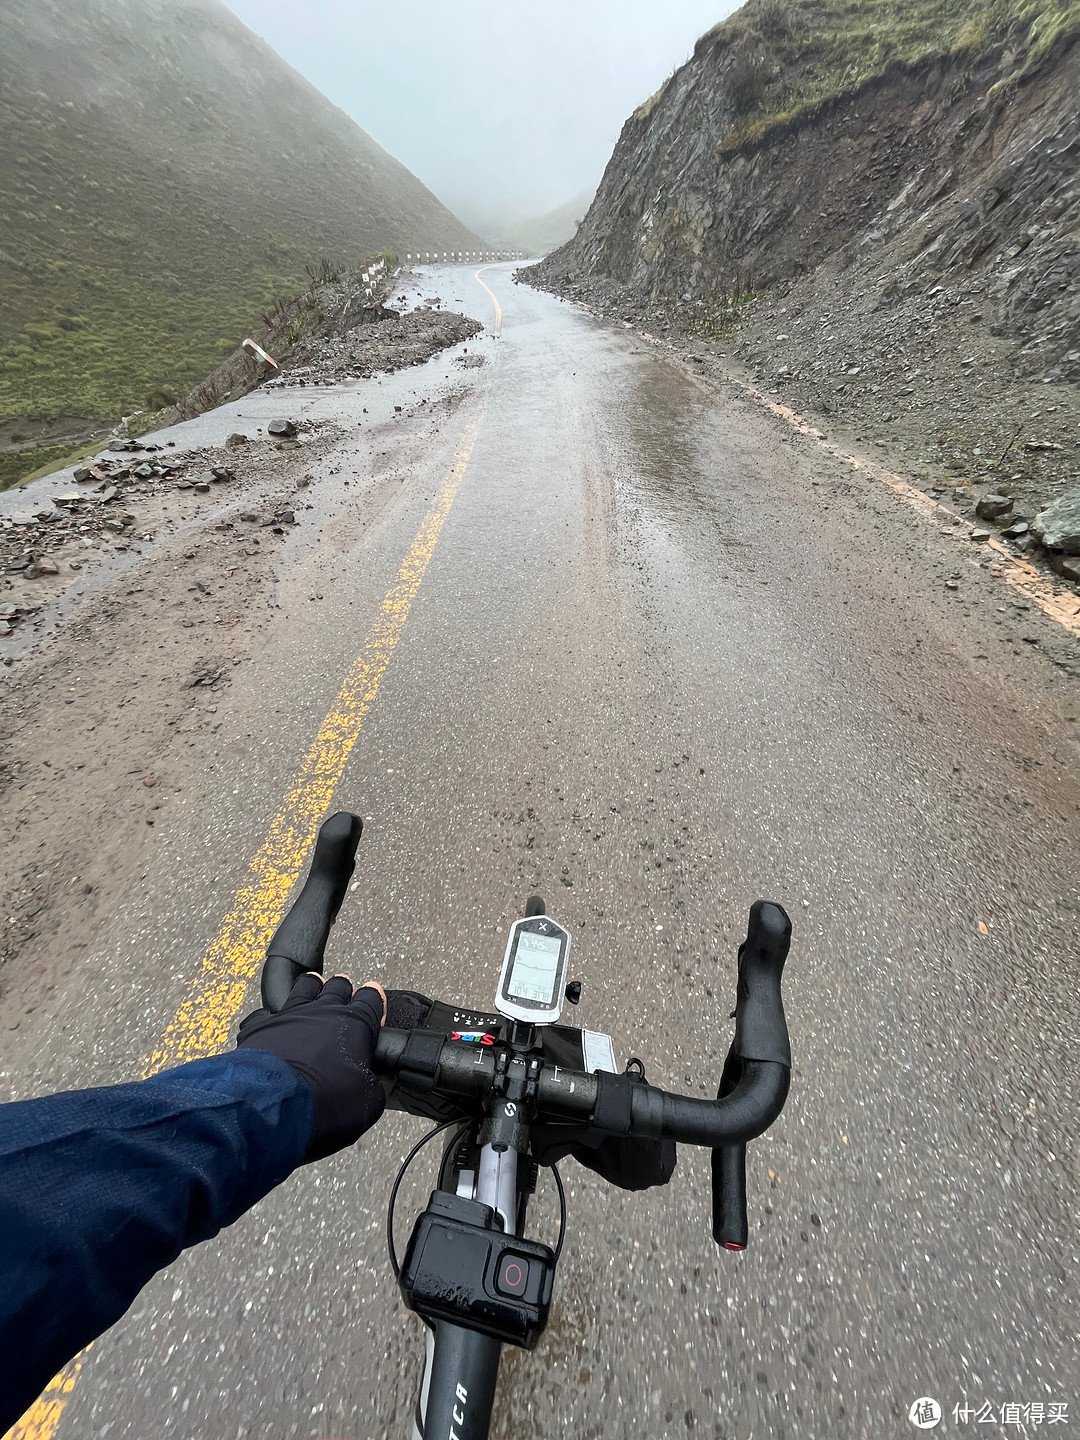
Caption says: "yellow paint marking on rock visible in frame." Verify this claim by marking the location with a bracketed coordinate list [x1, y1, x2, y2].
[2, 414, 482, 1440]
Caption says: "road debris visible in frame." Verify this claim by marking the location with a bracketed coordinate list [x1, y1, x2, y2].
[1033, 487, 1080, 555]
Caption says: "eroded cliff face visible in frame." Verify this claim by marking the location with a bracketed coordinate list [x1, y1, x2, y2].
[527, 14, 1080, 577]
[536, 33, 1078, 384]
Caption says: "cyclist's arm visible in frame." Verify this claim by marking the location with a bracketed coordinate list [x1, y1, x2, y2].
[0, 1049, 312, 1433]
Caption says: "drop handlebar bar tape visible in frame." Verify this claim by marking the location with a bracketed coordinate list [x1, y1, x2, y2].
[711, 901, 793, 1250]
[261, 812, 364, 1014]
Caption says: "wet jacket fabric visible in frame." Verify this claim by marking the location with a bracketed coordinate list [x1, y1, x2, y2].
[0, 1050, 311, 1432]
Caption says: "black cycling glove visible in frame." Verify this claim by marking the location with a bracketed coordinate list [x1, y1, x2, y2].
[236, 973, 386, 1162]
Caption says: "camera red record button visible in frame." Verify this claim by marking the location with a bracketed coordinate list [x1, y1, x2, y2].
[496, 1255, 530, 1297]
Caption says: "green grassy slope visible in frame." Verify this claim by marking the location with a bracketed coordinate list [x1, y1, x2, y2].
[702, 0, 1080, 146]
[0, 0, 481, 427]
[498, 189, 597, 256]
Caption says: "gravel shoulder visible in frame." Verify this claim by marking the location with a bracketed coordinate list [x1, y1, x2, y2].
[521, 266, 1080, 601]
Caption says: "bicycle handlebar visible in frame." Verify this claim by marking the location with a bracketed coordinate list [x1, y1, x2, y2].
[258, 812, 792, 1253]
[372, 1027, 790, 1143]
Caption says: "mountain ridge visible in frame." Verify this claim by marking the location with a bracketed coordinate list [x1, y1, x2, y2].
[496, 188, 597, 257]
[0, 0, 480, 436]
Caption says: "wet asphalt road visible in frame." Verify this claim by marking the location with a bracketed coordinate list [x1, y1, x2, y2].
[4, 265, 1080, 1439]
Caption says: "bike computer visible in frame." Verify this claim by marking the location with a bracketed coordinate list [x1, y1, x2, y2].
[495, 914, 571, 1026]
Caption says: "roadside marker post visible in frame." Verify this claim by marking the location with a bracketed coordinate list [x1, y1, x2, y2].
[241, 338, 278, 369]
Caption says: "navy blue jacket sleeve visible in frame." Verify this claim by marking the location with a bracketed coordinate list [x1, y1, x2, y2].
[0, 1048, 312, 1433]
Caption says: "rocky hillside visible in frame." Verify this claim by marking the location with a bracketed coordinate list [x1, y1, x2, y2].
[528, 0, 1080, 578]
[0, 0, 480, 452]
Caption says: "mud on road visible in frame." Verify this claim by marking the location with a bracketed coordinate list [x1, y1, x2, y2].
[0, 425, 333, 985]
[0, 389, 478, 1013]
[0, 281, 487, 1001]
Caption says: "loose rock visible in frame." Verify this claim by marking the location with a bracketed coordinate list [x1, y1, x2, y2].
[975, 494, 1014, 522]
[1032, 487, 1080, 555]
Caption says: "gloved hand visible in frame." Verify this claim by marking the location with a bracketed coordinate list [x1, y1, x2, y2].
[237, 973, 387, 1162]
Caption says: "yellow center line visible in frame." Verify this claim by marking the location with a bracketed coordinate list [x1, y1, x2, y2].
[3, 413, 483, 1440]
[474, 266, 502, 331]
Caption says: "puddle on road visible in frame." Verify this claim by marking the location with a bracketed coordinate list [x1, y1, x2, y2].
[605, 354, 764, 575]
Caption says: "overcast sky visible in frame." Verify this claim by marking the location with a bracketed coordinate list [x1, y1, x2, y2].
[221, 0, 738, 232]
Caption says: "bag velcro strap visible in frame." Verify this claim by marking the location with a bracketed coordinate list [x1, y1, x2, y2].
[592, 1072, 634, 1137]
[400, 1029, 445, 1090]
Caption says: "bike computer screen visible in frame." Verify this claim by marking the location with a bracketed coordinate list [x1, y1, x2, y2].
[495, 915, 571, 1025]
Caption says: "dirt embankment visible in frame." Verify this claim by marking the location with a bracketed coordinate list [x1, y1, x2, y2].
[526, 12, 1080, 590]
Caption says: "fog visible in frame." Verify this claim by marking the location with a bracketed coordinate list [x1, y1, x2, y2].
[221, 0, 739, 235]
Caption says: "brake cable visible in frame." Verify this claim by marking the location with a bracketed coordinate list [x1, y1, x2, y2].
[386, 1118, 468, 1278]
[384, 1118, 569, 1274]
[549, 1159, 567, 1261]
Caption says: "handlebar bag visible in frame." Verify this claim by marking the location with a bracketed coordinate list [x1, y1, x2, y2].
[382, 991, 675, 1191]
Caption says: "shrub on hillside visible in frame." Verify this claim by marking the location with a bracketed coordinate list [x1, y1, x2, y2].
[755, 0, 795, 38]
[730, 43, 773, 114]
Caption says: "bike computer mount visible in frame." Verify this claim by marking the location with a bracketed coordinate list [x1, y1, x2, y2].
[495, 913, 571, 1026]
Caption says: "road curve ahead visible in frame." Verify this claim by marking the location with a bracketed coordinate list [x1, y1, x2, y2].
[2, 265, 1078, 1440]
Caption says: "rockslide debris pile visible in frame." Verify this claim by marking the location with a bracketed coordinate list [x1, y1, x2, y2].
[176, 265, 483, 419]
[0, 425, 311, 637]
[265, 306, 483, 390]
